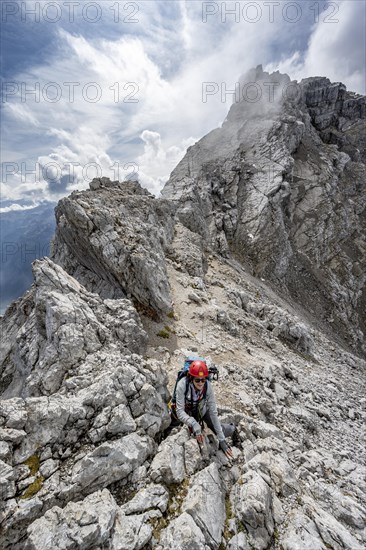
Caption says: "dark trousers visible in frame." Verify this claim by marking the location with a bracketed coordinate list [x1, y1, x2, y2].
[201, 411, 235, 438]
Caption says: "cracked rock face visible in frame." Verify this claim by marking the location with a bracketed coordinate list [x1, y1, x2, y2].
[181, 463, 225, 547]
[52, 178, 175, 316]
[162, 67, 366, 357]
[0, 258, 170, 547]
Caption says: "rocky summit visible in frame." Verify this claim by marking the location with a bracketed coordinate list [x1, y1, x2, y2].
[0, 68, 365, 550]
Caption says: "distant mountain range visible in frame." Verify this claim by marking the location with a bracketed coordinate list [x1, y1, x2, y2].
[0, 202, 56, 314]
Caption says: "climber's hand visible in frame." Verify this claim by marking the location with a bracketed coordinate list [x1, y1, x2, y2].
[225, 447, 234, 459]
[219, 440, 234, 459]
[196, 433, 204, 445]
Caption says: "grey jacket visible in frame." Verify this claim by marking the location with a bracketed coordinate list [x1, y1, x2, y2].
[175, 377, 225, 441]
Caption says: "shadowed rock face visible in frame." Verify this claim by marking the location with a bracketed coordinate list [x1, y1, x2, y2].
[301, 77, 366, 162]
[52, 178, 176, 316]
[162, 68, 366, 357]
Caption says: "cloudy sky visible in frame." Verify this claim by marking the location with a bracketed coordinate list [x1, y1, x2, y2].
[1, 0, 365, 206]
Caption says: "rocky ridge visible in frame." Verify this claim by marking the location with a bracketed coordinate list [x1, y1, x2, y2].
[162, 66, 366, 358]
[1, 69, 365, 549]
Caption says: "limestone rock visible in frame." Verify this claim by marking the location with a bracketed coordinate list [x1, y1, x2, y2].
[158, 512, 207, 549]
[1, 258, 148, 399]
[0, 459, 16, 499]
[110, 511, 153, 550]
[26, 489, 118, 550]
[168, 222, 207, 278]
[71, 433, 153, 495]
[243, 451, 299, 497]
[304, 496, 364, 550]
[149, 429, 190, 484]
[227, 532, 250, 550]
[281, 510, 329, 550]
[0, 398, 28, 429]
[309, 480, 366, 530]
[52, 180, 175, 316]
[121, 484, 169, 515]
[183, 437, 204, 476]
[251, 420, 283, 440]
[181, 462, 225, 547]
[230, 470, 275, 550]
[0, 257, 170, 546]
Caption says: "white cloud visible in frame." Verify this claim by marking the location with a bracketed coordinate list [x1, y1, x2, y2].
[5, 103, 39, 126]
[266, 0, 365, 94]
[2, 0, 365, 203]
[0, 202, 41, 213]
[136, 130, 197, 195]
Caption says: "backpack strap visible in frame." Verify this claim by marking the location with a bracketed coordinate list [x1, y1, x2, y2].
[185, 378, 208, 401]
[184, 377, 190, 399]
[171, 379, 209, 423]
[198, 381, 208, 420]
[185, 379, 208, 420]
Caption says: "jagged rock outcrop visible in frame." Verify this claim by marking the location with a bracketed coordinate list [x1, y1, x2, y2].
[1, 257, 148, 398]
[1, 68, 365, 550]
[162, 66, 366, 357]
[52, 178, 176, 316]
[0, 258, 170, 546]
[301, 77, 366, 162]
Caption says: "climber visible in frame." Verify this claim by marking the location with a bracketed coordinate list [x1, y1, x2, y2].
[172, 360, 236, 459]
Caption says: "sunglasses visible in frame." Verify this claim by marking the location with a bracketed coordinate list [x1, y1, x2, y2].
[193, 377, 207, 383]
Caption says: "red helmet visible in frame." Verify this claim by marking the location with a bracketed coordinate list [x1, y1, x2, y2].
[189, 360, 209, 378]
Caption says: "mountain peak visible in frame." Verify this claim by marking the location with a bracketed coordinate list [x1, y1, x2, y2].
[162, 73, 366, 357]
